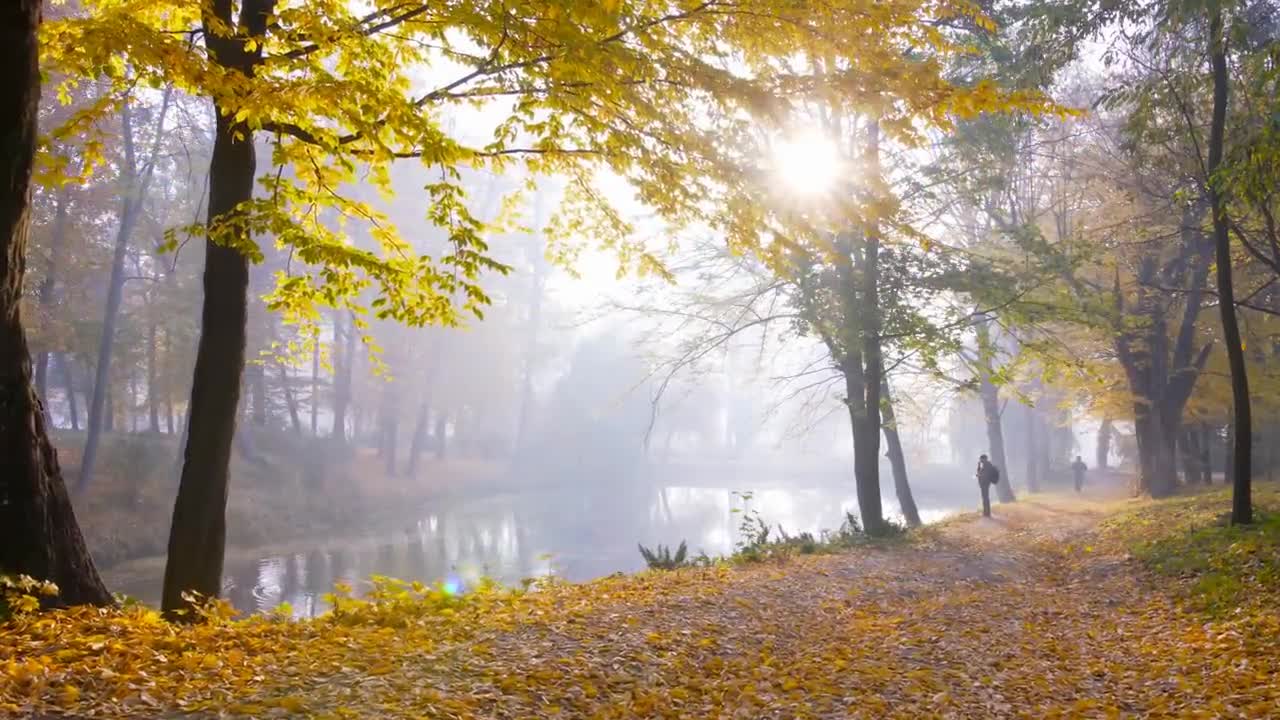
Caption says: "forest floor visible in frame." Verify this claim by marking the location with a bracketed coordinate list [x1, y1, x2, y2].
[5, 482, 1279, 718]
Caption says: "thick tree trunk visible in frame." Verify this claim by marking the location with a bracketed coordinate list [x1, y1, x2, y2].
[880, 375, 920, 528]
[34, 188, 70, 407]
[0, 0, 112, 606]
[161, 0, 272, 617]
[1133, 406, 1178, 497]
[1208, 10, 1251, 524]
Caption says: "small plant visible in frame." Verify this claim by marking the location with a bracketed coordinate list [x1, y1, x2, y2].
[638, 541, 689, 570]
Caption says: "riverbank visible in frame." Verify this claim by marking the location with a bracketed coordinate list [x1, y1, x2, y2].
[57, 431, 509, 569]
[5, 482, 1278, 717]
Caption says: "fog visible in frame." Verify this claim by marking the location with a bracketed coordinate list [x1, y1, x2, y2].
[35, 128, 1104, 611]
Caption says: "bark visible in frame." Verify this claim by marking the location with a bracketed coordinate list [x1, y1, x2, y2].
[880, 374, 920, 528]
[161, 0, 273, 619]
[34, 188, 70, 406]
[59, 353, 80, 431]
[0, 0, 112, 606]
[1208, 9, 1252, 524]
[1096, 418, 1112, 470]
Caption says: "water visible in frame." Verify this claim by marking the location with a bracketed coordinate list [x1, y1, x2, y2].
[107, 477, 964, 616]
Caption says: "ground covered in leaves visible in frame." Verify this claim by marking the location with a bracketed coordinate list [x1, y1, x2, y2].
[5, 484, 1280, 719]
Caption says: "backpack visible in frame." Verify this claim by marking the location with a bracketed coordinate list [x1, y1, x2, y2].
[982, 464, 999, 484]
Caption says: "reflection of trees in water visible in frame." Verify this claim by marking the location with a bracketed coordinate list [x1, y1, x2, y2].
[304, 549, 328, 616]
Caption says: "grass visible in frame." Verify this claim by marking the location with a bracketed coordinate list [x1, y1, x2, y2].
[1102, 482, 1280, 615]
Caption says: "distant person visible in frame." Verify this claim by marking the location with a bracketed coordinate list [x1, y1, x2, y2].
[1071, 455, 1088, 493]
[975, 454, 999, 518]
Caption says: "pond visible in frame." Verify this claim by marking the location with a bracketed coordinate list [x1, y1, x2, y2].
[107, 474, 968, 616]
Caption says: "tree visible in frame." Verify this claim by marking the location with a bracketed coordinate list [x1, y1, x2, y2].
[1206, 6, 1251, 523]
[0, 0, 112, 607]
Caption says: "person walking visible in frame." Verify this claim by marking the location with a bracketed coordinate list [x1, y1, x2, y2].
[976, 454, 1000, 518]
[1071, 455, 1088, 493]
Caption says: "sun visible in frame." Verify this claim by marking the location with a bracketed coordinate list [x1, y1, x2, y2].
[770, 128, 844, 196]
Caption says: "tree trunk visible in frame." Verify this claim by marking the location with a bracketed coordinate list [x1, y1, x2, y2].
[880, 374, 920, 528]
[279, 359, 302, 433]
[331, 311, 354, 444]
[34, 187, 70, 407]
[147, 323, 160, 433]
[434, 411, 448, 459]
[0, 0, 112, 606]
[247, 359, 267, 427]
[309, 330, 319, 436]
[1096, 418, 1112, 470]
[380, 379, 399, 476]
[79, 101, 147, 491]
[978, 377, 1015, 503]
[974, 321, 1015, 503]
[1207, 10, 1251, 524]
[104, 381, 114, 434]
[161, 0, 273, 618]
[405, 400, 431, 476]
[1181, 428, 1202, 485]
[1133, 407, 1178, 497]
[1200, 424, 1212, 484]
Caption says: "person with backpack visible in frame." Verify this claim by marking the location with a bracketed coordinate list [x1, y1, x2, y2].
[976, 454, 1000, 518]
[1071, 455, 1088, 493]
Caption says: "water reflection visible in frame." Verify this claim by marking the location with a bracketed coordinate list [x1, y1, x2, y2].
[112, 483, 958, 616]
